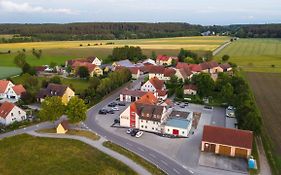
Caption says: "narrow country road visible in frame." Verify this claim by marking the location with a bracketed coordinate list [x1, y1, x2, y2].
[256, 137, 272, 175]
[27, 131, 151, 175]
[212, 41, 231, 56]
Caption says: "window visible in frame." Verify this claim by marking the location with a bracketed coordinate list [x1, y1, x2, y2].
[167, 129, 170, 132]
[182, 131, 185, 134]
[153, 121, 155, 124]
[141, 125, 144, 128]
[152, 127, 154, 130]
[11, 113, 13, 116]
[146, 120, 148, 123]
[18, 111, 21, 114]
[141, 120, 143, 123]
[145, 126, 147, 129]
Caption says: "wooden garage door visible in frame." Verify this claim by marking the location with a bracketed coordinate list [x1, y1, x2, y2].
[235, 148, 248, 158]
[218, 145, 231, 156]
[204, 143, 216, 153]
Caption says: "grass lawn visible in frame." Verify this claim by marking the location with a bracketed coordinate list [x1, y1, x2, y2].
[37, 128, 100, 141]
[0, 66, 21, 79]
[103, 141, 166, 175]
[0, 134, 137, 175]
[215, 38, 281, 72]
[11, 75, 89, 94]
[0, 36, 228, 67]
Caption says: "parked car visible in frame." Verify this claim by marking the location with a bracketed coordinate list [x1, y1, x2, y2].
[107, 110, 115, 114]
[204, 105, 213, 110]
[227, 106, 234, 110]
[116, 97, 120, 101]
[99, 109, 108, 115]
[112, 107, 119, 111]
[180, 105, 185, 108]
[126, 128, 133, 134]
[130, 129, 139, 136]
[118, 102, 126, 106]
[135, 131, 143, 138]
[108, 102, 117, 107]
[114, 119, 120, 123]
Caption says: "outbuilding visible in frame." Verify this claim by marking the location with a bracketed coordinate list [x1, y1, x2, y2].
[56, 120, 69, 134]
[201, 125, 253, 158]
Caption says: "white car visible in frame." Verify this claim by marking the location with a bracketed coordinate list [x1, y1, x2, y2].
[227, 106, 234, 110]
[112, 107, 119, 111]
[135, 131, 143, 138]
[126, 128, 133, 134]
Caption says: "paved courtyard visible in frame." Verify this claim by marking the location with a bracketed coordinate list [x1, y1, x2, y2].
[94, 98, 245, 175]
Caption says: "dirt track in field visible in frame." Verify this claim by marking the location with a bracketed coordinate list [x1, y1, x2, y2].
[246, 72, 281, 154]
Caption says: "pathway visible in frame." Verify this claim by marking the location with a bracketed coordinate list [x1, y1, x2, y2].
[256, 137, 272, 175]
[27, 131, 151, 175]
[213, 41, 231, 56]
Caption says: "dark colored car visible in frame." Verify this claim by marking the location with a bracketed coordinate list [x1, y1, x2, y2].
[204, 105, 213, 110]
[118, 102, 126, 106]
[114, 119, 120, 123]
[107, 110, 115, 114]
[130, 129, 139, 136]
[108, 102, 117, 107]
[99, 109, 108, 115]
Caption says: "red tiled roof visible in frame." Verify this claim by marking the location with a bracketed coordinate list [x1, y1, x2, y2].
[129, 67, 140, 75]
[12, 85, 26, 95]
[136, 92, 158, 105]
[147, 65, 165, 74]
[184, 84, 197, 91]
[156, 55, 169, 61]
[121, 89, 147, 97]
[157, 89, 168, 96]
[149, 77, 165, 90]
[219, 63, 231, 70]
[200, 61, 219, 70]
[0, 80, 10, 93]
[202, 125, 253, 149]
[176, 62, 202, 72]
[60, 120, 69, 130]
[72, 61, 97, 72]
[0, 101, 15, 119]
[164, 68, 176, 77]
[34, 66, 47, 72]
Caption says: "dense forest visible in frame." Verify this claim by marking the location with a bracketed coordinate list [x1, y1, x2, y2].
[0, 23, 281, 43]
[0, 23, 203, 42]
[234, 24, 281, 38]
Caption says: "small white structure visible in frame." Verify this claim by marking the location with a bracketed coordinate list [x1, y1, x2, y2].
[90, 57, 102, 66]
[0, 101, 26, 126]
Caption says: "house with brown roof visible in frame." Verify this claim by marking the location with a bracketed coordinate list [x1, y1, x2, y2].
[218, 63, 232, 73]
[129, 67, 141, 79]
[0, 80, 26, 101]
[156, 55, 178, 66]
[56, 120, 69, 134]
[147, 65, 176, 81]
[0, 101, 26, 126]
[200, 61, 220, 74]
[201, 125, 253, 158]
[37, 83, 75, 105]
[72, 61, 103, 77]
[175, 67, 193, 81]
[66, 56, 102, 67]
[184, 84, 197, 95]
[141, 77, 167, 100]
[120, 92, 169, 133]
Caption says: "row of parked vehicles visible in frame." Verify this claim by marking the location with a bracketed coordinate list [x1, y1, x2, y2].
[98, 101, 126, 115]
[126, 128, 143, 138]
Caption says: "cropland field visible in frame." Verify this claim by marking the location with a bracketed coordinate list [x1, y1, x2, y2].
[0, 36, 228, 67]
[246, 72, 281, 171]
[0, 66, 21, 79]
[0, 134, 136, 175]
[216, 38, 281, 72]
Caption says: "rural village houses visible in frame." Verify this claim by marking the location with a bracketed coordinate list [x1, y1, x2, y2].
[0, 80, 26, 101]
[0, 101, 27, 126]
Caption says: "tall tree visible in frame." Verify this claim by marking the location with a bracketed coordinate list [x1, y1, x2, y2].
[222, 55, 230, 62]
[66, 96, 87, 123]
[39, 96, 65, 121]
[14, 52, 26, 68]
[77, 66, 89, 78]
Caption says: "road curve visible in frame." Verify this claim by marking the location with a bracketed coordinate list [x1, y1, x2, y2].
[85, 80, 194, 175]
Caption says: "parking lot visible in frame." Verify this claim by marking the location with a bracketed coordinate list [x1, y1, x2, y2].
[95, 98, 245, 174]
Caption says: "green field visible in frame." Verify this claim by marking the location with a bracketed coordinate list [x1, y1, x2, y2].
[216, 38, 281, 72]
[0, 36, 228, 67]
[0, 66, 21, 79]
[0, 134, 136, 175]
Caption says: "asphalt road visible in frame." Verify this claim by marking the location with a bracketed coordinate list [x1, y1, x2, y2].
[85, 78, 195, 175]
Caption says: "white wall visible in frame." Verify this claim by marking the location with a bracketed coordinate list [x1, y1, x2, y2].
[120, 106, 131, 127]
[0, 106, 26, 126]
[139, 119, 161, 133]
[141, 81, 157, 92]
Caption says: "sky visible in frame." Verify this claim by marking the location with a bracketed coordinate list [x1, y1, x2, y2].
[0, 0, 280, 25]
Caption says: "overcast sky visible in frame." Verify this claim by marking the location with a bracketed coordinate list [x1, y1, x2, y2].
[0, 0, 280, 25]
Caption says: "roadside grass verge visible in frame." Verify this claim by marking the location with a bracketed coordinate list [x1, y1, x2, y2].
[37, 128, 100, 141]
[103, 141, 166, 175]
[0, 134, 136, 175]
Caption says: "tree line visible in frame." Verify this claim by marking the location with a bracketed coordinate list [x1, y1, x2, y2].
[0, 23, 203, 42]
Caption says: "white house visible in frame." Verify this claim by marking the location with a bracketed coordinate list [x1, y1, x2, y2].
[141, 77, 168, 100]
[89, 57, 102, 66]
[0, 101, 27, 126]
[0, 80, 26, 101]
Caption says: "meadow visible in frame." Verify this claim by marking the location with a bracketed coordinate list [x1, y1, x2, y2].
[215, 38, 281, 72]
[0, 66, 22, 79]
[0, 36, 228, 67]
[0, 134, 136, 175]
